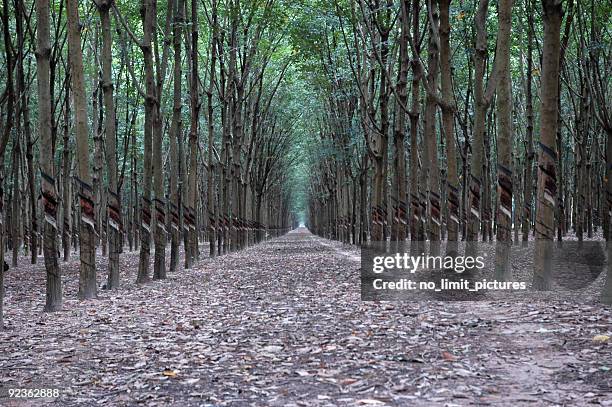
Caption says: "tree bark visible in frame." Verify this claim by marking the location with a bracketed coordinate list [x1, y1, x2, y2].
[425, 0, 441, 256]
[169, 0, 184, 272]
[439, 0, 459, 256]
[151, 0, 167, 281]
[466, 0, 496, 257]
[186, 0, 200, 267]
[409, 0, 424, 252]
[36, 0, 62, 310]
[98, 0, 120, 289]
[392, 0, 410, 243]
[603, 128, 612, 304]
[62, 75, 72, 261]
[136, 0, 156, 284]
[533, 0, 563, 290]
[522, 0, 535, 245]
[67, 0, 97, 299]
[206, 0, 219, 257]
[494, 0, 514, 280]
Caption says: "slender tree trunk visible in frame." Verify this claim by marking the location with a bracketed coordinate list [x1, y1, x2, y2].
[425, 0, 441, 255]
[36, 0, 62, 310]
[151, 0, 167, 281]
[137, 0, 156, 284]
[467, 0, 495, 257]
[169, 0, 184, 272]
[11, 119, 22, 267]
[370, 21, 390, 243]
[98, 0, 120, 289]
[409, 0, 423, 251]
[207, 1, 218, 258]
[25, 87, 37, 264]
[67, 0, 97, 299]
[14, 2, 36, 265]
[360, 152, 368, 244]
[62, 79, 72, 261]
[602, 128, 612, 304]
[186, 0, 200, 267]
[392, 0, 410, 243]
[533, 0, 563, 290]
[522, 0, 535, 245]
[130, 114, 139, 252]
[0, 0, 14, 326]
[91, 39, 104, 257]
[494, 0, 514, 280]
[439, 0, 459, 256]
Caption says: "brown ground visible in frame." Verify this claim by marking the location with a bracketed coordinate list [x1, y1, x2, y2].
[0, 229, 610, 406]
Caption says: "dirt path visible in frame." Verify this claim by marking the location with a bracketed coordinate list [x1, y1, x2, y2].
[0, 228, 610, 406]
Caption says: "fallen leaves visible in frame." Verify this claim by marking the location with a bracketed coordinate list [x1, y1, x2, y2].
[356, 398, 387, 405]
[161, 369, 178, 378]
[442, 351, 457, 362]
[0, 231, 610, 406]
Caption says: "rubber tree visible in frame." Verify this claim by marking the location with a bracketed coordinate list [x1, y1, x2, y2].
[169, 0, 184, 272]
[493, 0, 514, 281]
[466, 0, 498, 258]
[533, 0, 563, 290]
[36, 0, 62, 311]
[439, 0, 460, 257]
[97, 0, 121, 289]
[66, 0, 97, 299]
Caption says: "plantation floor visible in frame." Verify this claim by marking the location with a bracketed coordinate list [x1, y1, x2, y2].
[0, 228, 610, 406]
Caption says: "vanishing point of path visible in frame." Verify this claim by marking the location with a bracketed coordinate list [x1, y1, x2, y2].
[1, 228, 610, 406]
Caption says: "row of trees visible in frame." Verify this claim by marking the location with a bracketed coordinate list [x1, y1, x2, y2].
[302, 0, 611, 303]
[0, 0, 301, 327]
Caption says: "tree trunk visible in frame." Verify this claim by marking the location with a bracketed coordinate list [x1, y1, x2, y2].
[36, 0, 62, 310]
[522, 0, 535, 245]
[137, 0, 157, 284]
[15, 2, 35, 265]
[98, 0, 120, 289]
[466, 0, 494, 257]
[186, 0, 200, 267]
[206, 1, 218, 258]
[368, 35, 387, 242]
[11, 118, 22, 267]
[494, 0, 514, 280]
[533, 0, 563, 290]
[169, 0, 184, 272]
[439, 0, 459, 257]
[62, 80, 72, 262]
[392, 0, 410, 243]
[25, 82, 38, 264]
[602, 128, 612, 304]
[409, 0, 423, 252]
[425, 0, 441, 256]
[151, 0, 167, 281]
[67, 0, 97, 299]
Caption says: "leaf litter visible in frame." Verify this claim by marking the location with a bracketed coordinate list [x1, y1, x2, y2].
[0, 229, 610, 406]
